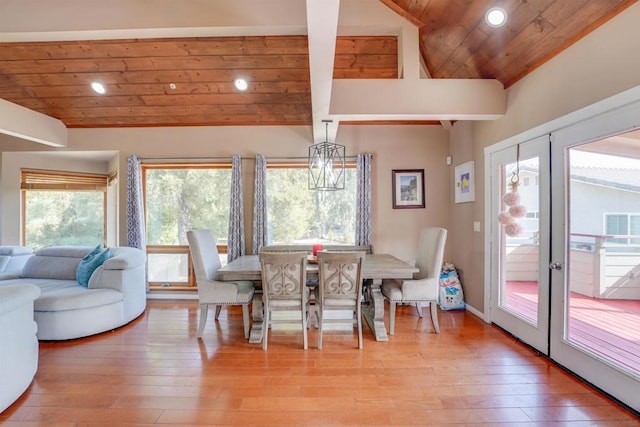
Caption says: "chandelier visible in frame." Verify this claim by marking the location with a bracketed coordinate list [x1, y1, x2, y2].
[308, 120, 345, 191]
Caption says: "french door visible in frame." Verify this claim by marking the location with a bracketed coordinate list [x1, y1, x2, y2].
[488, 101, 640, 411]
[549, 107, 640, 410]
[489, 136, 550, 354]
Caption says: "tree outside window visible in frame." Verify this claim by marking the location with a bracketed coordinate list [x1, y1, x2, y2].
[22, 169, 108, 249]
[143, 164, 231, 287]
[266, 165, 357, 245]
[25, 191, 105, 248]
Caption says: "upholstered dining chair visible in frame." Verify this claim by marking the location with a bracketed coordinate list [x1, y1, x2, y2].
[259, 252, 309, 350]
[381, 226, 447, 335]
[186, 230, 255, 339]
[316, 251, 365, 349]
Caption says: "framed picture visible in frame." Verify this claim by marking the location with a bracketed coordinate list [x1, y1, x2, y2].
[392, 169, 425, 209]
[454, 161, 475, 203]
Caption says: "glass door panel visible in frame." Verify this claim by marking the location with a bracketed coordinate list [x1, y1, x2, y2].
[489, 136, 550, 354]
[500, 157, 540, 325]
[550, 119, 640, 411]
[565, 144, 640, 376]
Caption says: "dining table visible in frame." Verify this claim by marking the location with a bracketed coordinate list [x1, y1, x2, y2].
[217, 253, 418, 343]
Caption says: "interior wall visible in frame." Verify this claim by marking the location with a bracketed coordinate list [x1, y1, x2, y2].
[1, 152, 114, 244]
[450, 2, 640, 314]
[448, 121, 483, 309]
[0, 124, 451, 262]
[338, 125, 451, 261]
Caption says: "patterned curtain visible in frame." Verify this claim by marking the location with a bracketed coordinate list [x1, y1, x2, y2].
[355, 153, 373, 246]
[227, 154, 245, 262]
[126, 155, 146, 250]
[252, 154, 268, 254]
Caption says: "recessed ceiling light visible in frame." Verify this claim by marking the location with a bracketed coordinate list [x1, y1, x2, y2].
[234, 78, 248, 91]
[485, 7, 507, 28]
[91, 82, 106, 94]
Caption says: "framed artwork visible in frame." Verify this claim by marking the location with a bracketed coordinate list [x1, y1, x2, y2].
[392, 169, 425, 209]
[454, 161, 475, 203]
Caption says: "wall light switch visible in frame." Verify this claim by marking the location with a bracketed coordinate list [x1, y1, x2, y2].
[473, 221, 481, 232]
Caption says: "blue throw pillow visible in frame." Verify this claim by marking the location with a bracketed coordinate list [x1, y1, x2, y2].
[76, 246, 111, 287]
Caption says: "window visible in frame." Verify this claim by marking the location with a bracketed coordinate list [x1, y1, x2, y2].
[266, 162, 357, 245]
[22, 168, 109, 249]
[605, 213, 640, 245]
[143, 163, 232, 288]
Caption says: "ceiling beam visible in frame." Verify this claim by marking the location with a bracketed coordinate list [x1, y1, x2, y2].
[329, 79, 505, 120]
[0, 99, 67, 147]
[306, 0, 341, 143]
[0, 0, 308, 40]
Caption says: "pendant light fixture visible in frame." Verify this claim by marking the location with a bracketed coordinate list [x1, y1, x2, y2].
[308, 119, 345, 191]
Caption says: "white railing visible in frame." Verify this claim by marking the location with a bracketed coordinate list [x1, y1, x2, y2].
[505, 233, 640, 300]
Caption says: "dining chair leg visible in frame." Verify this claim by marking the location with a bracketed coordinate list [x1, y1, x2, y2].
[197, 303, 209, 339]
[430, 301, 440, 334]
[306, 302, 312, 329]
[388, 301, 396, 335]
[242, 304, 250, 339]
[262, 307, 270, 350]
[357, 306, 363, 349]
[214, 305, 222, 320]
[302, 304, 308, 350]
[317, 308, 323, 349]
[415, 302, 424, 317]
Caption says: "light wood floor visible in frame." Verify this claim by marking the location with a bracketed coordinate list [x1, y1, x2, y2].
[2, 300, 639, 426]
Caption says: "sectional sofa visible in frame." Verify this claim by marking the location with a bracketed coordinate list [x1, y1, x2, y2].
[0, 283, 40, 413]
[0, 245, 147, 340]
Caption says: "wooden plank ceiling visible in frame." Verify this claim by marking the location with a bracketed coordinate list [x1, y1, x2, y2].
[0, 36, 397, 128]
[0, 0, 636, 128]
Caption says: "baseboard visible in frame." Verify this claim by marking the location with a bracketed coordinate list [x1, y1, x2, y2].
[464, 303, 488, 322]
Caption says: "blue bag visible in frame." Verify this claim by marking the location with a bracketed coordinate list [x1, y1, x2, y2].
[439, 263, 465, 310]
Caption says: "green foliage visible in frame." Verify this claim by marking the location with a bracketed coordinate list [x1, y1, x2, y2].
[25, 191, 104, 249]
[24, 165, 357, 252]
[266, 168, 356, 244]
[145, 168, 232, 245]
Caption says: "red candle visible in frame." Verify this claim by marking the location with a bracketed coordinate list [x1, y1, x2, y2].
[312, 244, 323, 256]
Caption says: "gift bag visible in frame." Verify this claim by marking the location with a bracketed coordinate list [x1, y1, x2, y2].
[439, 262, 465, 310]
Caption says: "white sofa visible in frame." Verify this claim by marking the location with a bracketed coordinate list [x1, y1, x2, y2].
[0, 246, 34, 280]
[0, 246, 147, 340]
[0, 283, 40, 413]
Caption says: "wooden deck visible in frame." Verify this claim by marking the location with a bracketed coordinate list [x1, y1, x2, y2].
[505, 281, 640, 374]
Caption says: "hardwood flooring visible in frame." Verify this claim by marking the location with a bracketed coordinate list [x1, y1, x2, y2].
[1, 300, 639, 426]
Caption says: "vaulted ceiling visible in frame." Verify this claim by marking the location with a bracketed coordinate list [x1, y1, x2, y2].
[0, 0, 636, 138]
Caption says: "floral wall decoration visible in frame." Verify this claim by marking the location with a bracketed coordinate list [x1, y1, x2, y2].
[498, 145, 527, 237]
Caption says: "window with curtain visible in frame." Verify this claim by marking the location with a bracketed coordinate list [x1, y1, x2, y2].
[266, 162, 357, 245]
[143, 163, 232, 288]
[21, 168, 110, 249]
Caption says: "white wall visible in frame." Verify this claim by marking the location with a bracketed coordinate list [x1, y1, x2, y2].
[450, 3, 640, 312]
[1, 124, 450, 262]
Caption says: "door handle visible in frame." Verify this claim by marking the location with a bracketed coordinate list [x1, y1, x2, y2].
[549, 262, 563, 270]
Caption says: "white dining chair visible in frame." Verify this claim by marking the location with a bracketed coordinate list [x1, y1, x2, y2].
[316, 251, 365, 349]
[186, 230, 255, 339]
[381, 226, 447, 335]
[259, 252, 310, 350]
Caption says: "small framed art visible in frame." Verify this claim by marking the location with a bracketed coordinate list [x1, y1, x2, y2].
[392, 169, 425, 209]
[454, 161, 475, 203]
